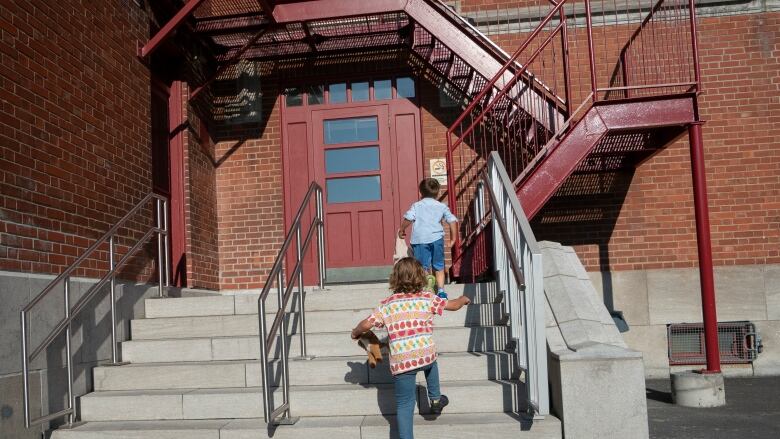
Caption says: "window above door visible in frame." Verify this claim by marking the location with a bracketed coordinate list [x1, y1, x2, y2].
[284, 76, 416, 108]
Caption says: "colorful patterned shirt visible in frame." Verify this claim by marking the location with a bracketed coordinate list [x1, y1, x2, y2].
[367, 291, 447, 375]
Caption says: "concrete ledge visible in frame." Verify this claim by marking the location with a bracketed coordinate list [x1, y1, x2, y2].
[541, 242, 649, 439]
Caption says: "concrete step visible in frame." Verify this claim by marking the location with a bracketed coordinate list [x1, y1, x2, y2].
[121, 326, 513, 363]
[80, 380, 522, 421]
[144, 283, 501, 319]
[52, 413, 562, 439]
[94, 352, 519, 390]
[131, 304, 507, 340]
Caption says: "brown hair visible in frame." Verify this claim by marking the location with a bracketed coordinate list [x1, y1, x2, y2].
[419, 178, 440, 199]
[389, 257, 427, 294]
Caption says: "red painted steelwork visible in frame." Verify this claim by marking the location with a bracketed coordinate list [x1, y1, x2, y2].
[689, 0, 702, 91]
[519, 96, 697, 219]
[255, 0, 277, 22]
[168, 81, 188, 287]
[273, 0, 405, 23]
[584, 0, 598, 103]
[688, 122, 721, 373]
[190, 28, 271, 100]
[138, 0, 208, 59]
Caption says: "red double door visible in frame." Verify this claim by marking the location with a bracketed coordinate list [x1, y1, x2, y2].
[282, 86, 422, 283]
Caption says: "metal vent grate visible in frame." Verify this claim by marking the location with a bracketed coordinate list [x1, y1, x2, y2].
[667, 321, 762, 366]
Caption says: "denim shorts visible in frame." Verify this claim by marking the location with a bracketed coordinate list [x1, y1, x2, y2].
[412, 238, 445, 272]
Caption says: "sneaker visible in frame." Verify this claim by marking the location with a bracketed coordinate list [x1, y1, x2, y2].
[436, 288, 448, 300]
[429, 395, 449, 414]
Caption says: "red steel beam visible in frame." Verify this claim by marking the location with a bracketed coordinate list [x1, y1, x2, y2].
[190, 28, 270, 100]
[272, 0, 405, 22]
[256, 0, 277, 23]
[138, 0, 207, 59]
[688, 121, 721, 373]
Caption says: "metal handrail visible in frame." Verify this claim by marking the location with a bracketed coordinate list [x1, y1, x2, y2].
[258, 182, 325, 425]
[479, 151, 548, 415]
[20, 193, 170, 428]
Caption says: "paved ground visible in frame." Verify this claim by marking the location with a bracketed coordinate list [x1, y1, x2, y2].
[646, 377, 780, 439]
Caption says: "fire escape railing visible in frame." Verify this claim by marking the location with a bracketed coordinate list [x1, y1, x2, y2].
[257, 182, 326, 425]
[445, 0, 701, 270]
[20, 193, 170, 428]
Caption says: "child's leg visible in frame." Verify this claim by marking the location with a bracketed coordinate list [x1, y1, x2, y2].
[422, 361, 441, 401]
[431, 239, 447, 297]
[393, 370, 418, 439]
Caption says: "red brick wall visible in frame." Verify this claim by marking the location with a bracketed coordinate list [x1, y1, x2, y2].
[214, 78, 284, 290]
[0, 1, 155, 279]
[182, 86, 221, 290]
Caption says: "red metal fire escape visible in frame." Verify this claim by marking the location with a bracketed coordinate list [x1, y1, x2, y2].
[141, 0, 721, 373]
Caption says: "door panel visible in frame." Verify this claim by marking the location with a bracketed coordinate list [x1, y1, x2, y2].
[313, 106, 394, 268]
[326, 212, 353, 264]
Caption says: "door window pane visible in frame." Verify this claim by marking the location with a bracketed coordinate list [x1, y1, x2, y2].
[374, 79, 392, 100]
[307, 85, 324, 105]
[325, 146, 379, 174]
[285, 88, 303, 107]
[329, 83, 347, 104]
[352, 82, 369, 102]
[327, 176, 381, 203]
[397, 77, 415, 98]
[324, 117, 378, 144]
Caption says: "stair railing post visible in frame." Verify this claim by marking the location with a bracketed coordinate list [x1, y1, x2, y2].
[64, 277, 75, 426]
[109, 235, 119, 364]
[316, 188, 326, 289]
[163, 198, 170, 287]
[295, 224, 311, 359]
[277, 268, 292, 419]
[258, 296, 271, 422]
[155, 198, 164, 298]
[560, 3, 573, 115]
[20, 310, 30, 428]
[585, 0, 598, 102]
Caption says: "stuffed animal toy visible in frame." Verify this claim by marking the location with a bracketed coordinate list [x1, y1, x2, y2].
[357, 330, 386, 368]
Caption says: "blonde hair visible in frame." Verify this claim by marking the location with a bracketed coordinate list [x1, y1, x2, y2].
[389, 257, 427, 294]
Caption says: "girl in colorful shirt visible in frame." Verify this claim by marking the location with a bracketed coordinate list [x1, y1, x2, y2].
[351, 257, 471, 439]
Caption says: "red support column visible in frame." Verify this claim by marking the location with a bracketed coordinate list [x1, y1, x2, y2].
[688, 122, 721, 373]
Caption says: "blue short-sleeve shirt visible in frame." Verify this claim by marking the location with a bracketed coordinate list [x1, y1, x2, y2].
[404, 198, 458, 244]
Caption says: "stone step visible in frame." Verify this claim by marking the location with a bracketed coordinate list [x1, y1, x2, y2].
[80, 380, 523, 421]
[144, 283, 501, 319]
[131, 304, 507, 340]
[94, 352, 519, 390]
[121, 326, 513, 363]
[52, 413, 562, 439]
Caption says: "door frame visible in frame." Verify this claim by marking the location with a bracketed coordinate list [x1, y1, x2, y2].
[280, 76, 424, 283]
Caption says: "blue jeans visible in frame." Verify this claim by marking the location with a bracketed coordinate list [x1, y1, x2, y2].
[412, 239, 445, 272]
[393, 361, 441, 439]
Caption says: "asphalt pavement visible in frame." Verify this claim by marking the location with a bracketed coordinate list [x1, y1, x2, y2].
[646, 377, 780, 439]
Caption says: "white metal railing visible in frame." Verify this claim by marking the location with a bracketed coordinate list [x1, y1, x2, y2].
[258, 182, 326, 425]
[20, 193, 170, 428]
[481, 151, 549, 416]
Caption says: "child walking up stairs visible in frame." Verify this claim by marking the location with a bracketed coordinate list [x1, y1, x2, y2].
[52, 281, 561, 438]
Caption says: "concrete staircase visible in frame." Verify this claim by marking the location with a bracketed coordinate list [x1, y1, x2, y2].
[53, 283, 561, 438]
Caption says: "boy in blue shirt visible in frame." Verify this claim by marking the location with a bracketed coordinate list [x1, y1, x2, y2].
[398, 178, 458, 299]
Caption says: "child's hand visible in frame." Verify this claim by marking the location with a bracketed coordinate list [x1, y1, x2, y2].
[351, 330, 361, 340]
[398, 230, 406, 239]
[461, 295, 471, 306]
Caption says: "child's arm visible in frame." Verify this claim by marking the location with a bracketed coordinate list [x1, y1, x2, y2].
[444, 295, 471, 311]
[351, 318, 374, 340]
[446, 221, 458, 247]
[398, 218, 412, 239]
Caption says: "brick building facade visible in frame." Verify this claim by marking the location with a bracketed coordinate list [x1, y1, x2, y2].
[1, 2, 779, 435]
